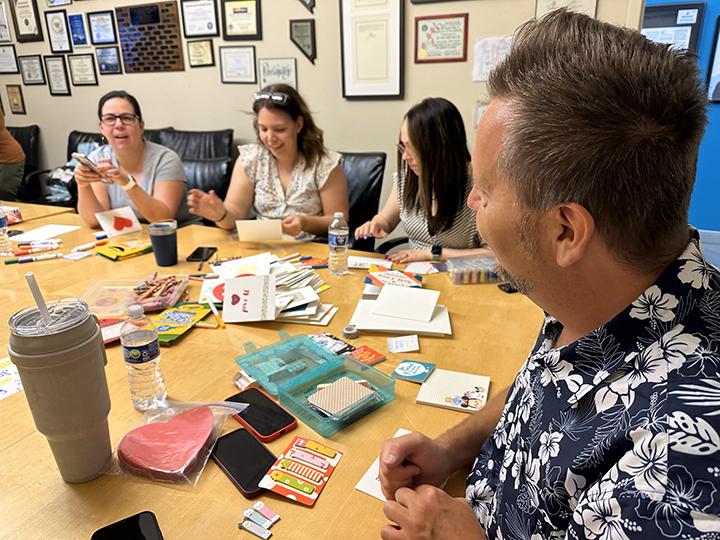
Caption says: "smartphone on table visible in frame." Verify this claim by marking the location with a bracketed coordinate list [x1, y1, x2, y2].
[71, 152, 112, 183]
[91, 511, 164, 540]
[186, 246, 217, 262]
[226, 387, 297, 442]
[211, 428, 276, 497]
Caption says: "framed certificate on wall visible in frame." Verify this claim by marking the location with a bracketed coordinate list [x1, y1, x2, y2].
[44, 54, 71, 95]
[18, 54, 45, 84]
[68, 53, 97, 85]
[219, 45, 256, 83]
[45, 9, 72, 53]
[9, 0, 43, 42]
[221, 0, 261, 41]
[0, 43, 18, 73]
[181, 0, 218, 38]
[87, 10, 117, 45]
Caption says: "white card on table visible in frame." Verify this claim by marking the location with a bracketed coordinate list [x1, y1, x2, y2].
[404, 262, 438, 275]
[354, 428, 412, 501]
[236, 219, 283, 242]
[94, 206, 142, 238]
[372, 285, 440, 322]
[348, 256, 392, 270]
[210, 252, 275, 279]
[275, 286, 319, 311]
[10, 224, 80, 242]
[387, 335, 420, 353]
[222, 275, 276, 322]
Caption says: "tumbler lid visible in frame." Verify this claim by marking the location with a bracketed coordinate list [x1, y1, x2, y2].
[8, 299, 90, 337]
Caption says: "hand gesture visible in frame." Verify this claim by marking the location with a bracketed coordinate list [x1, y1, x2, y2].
[187, 188, 225, 221]
[282, 215, 305, 237]
[355, 218, 389, 239]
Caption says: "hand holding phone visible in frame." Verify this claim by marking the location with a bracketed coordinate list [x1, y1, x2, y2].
[72, 152, 112, 183]
[211, 428, 276, 497]
[226, 388, 297, 442]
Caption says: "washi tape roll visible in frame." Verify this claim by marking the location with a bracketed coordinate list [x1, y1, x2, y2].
[342, 325, 358, 339]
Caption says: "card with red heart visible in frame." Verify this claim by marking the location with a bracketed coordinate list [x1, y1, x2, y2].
[94, 206, 142, 238]
[222, 275, 276, 323]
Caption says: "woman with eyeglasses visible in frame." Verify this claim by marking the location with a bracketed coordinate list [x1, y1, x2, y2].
[355, 97, 486, 263]
[75, 90, 189, 227]
[187, 84, 348, 237]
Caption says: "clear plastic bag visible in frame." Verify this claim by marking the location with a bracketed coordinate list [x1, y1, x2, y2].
[106, 400, 248, 486]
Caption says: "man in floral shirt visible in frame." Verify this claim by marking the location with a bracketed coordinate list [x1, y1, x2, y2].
[379, 9, 719, 540]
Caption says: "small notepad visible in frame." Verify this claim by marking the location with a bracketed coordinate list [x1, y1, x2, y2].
[307, 376, 374, 416]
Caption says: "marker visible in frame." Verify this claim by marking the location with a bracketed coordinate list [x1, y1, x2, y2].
[189, 273, 219, 278]
[207, 301, 224, 329]
[17, 240, 62, 247]
[13, 246, 59, 256]
[71, 239, 108, 252]
[94, 232, 107, 240]
[5, 253, 64, 265]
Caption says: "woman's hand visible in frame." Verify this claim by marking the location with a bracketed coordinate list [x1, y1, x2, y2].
[282, 214, 306, 237]
[187, 188, 226, 221]
[355, 217, 390, 239]
[387, 249, 432, 264]
[73, 163, 108, 187]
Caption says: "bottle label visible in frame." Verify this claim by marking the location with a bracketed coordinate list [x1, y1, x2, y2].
[123, 339, 160, 364]
[329, 233, 348, 247]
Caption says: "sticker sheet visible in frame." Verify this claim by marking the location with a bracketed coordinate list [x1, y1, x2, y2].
[259, 436, 342, 506]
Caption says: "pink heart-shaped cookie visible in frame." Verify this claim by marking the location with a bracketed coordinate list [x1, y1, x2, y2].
[117, 406, 214, 481]
[113, 215, 134, 231]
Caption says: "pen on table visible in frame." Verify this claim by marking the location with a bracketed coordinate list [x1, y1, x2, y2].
[17, 240, 62, 247]
[197, 260, 204, 271]
[207, 301, 225, 329]
[71, 239, 108, 252]
[189, 273, 219, 281]
[13, 245, 59, 256]
[4, 253, 64, 265]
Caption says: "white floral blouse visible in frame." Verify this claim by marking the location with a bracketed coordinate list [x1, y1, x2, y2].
[467, 229, 720, 539]
[238, 143, 342, 221]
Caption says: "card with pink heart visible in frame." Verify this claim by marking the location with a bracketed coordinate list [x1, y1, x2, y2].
[222, 275, 276, 323]
[94, 206, 143, 238]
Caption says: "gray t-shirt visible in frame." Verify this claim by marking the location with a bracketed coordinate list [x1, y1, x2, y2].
[88, 141, 192, 224]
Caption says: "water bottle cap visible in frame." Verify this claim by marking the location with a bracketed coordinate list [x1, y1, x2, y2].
[127, 304, 145, 318]
[333, 212, 344, 219]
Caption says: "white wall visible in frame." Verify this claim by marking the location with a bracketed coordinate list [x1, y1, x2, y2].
[2, 0, 644, 213]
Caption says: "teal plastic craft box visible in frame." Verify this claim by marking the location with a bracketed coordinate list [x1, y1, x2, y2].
[235, 333, 395, 437]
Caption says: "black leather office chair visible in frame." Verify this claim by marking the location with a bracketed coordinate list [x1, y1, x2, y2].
[341, 151, 386, 252]
[7, 125, 41, 201]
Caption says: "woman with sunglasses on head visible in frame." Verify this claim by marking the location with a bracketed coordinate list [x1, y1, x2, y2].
[187, 84, 348, 237]
[75, 90, 190, 227]
[355, 97, 487, 264]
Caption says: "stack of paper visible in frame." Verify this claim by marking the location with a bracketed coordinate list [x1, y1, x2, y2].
[416, 369, 490, 412]
[362, 265, 422, 300]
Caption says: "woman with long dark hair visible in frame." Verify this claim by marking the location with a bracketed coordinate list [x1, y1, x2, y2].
[187, 84, 348, 237]
[356, 97, 485, 263]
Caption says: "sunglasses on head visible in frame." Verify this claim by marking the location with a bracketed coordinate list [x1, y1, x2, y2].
[254, 92, 289, 105]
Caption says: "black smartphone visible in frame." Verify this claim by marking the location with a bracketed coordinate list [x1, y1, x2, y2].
[91, 511, 164, 540]
[8, 229, 24, 237]
[498, 282, 519, 294]
[211, 428, 276, 497]
[226, 388, 297, 442]
[186, 246, 217, 262]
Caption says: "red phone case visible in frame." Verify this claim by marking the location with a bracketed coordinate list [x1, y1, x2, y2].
[229, 388, 297, 442]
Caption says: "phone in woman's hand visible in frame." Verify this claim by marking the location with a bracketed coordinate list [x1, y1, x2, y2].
[71, 152, 112, 183]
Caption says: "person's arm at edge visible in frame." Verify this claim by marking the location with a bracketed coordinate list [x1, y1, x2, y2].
[355, 184, 402, 239]
[211, 157, 255, 230]
[298, 164, 349, 236]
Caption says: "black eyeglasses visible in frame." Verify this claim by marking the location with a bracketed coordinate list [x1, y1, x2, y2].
[100, 113, 140, 126]
[254, 92, 289, 105]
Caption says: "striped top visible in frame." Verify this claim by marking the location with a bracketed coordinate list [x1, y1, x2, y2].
[395, 172, 481, 250]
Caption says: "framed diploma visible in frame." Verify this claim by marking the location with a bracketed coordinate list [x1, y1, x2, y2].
[18, 54, 45, 84]
[95, 45, 122, 74]
[6, 84, 25, 114]
[258, 57, 297, 89]
[0, 43, 17, 73]
[187, 39, 214, 67]
[43, 54, 71, 96]
[414, 13, 467, 63]
[68, 53, 97, 85]
[68, 13, 89, 47]
[339, 0, 404, 99]
[221, 0, 261, 41]
[87, 10, 117, 45]
[219, 45, 256, 83]
[289, 19, 316, 64]
[0, 1, 12, 42]
[181, 0, 218, 38]
[9, 0, 43, 42]
[44, 9, 72, 53]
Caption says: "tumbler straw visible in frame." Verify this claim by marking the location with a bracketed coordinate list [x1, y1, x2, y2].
[24, 272, 51, 325]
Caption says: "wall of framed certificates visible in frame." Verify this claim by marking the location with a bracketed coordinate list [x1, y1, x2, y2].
[0, 0, 645, 189]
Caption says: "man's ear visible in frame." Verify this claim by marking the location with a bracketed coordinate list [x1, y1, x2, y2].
[549, 203, 595, 268]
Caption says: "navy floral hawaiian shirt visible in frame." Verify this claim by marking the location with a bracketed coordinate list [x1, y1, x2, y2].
[466, 230, 720, 539]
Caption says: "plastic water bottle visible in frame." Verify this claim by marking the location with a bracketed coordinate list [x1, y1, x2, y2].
[328, 211, 349, 275]
[0, 208, 11, 256]
[120, 304, 167, 411]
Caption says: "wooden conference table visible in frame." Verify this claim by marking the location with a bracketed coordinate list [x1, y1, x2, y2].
[1, 200, 74, 223]
[0, 209, 544, 540]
